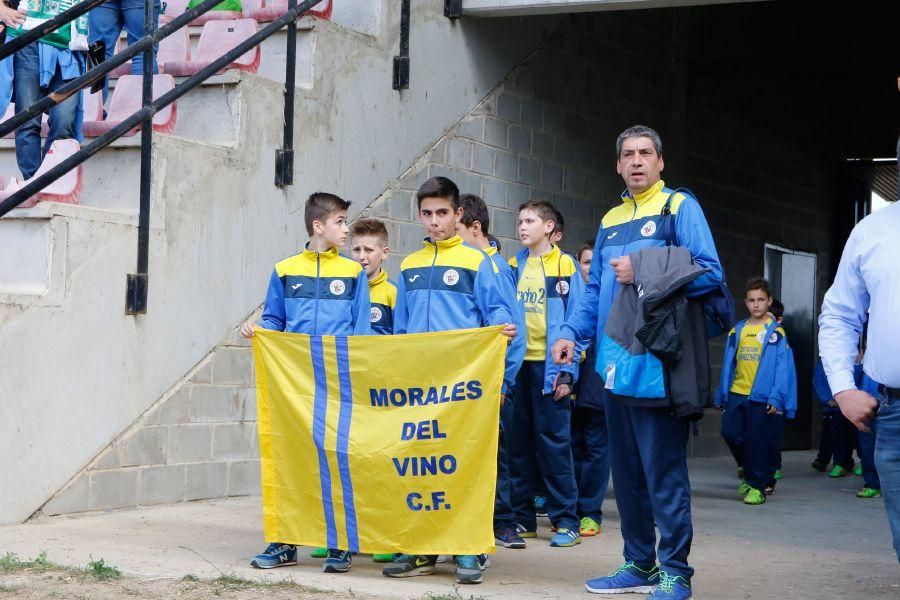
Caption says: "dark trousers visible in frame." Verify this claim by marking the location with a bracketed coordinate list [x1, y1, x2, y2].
[572, 406, 610, 522]
[508, 361, 579, 531]
[766, 413, 784, 486]
[605, 395, 693, 580]
[816, 412, 856, 468]
[721, 393, 769, 491]
[858, 425, 881, 490]
[494, 398, 516, 528]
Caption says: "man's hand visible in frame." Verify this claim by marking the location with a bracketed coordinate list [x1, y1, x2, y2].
[0, 3, 27, 28]
[551, 338, 575, 365]
[239, 321, 257, 339]
[501, 323, 517, 342]
[554, 383, 571, 401]
[834, 389, 878, 432]
[609, 255, 634, 285]
[766, 404, 778, 415]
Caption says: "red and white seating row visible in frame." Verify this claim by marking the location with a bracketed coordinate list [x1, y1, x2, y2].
[159, 0, 331, 25]
[83, 75, 177, 138]
[1, 89, 103, 139]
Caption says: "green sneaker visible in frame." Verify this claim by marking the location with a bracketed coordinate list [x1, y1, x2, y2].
[580, 516, 601, 537]
[856, 487, 882, 499]
[737, 467, 744, 479]
[372, 553, 398, 563]
[310, 547, 327, 558]
[738, 480, 752, 497]
[773, 469, 783, 480]
[743, 488, 766, 505]
[828, 465, 848, 478]
[853, 464, 863, 476]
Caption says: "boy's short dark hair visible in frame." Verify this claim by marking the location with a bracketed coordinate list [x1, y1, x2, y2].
[459, 193, 490, 234]
[770, 298, 784, 319]
[350, 218, 389, 246]
[417, 176, 460, 210]
[745, 276, 771, 298]
[551, 207, 565, 237]
[305, 192, 351, 236]
[578, 240, 595, 262]
[518, 200, 557, 224]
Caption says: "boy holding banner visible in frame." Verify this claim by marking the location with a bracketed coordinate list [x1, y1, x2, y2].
[383, 176, 519, 585]
[507, 200, 586, 548]
[241, 192, 371, 573]
[456, 193, 528, 551]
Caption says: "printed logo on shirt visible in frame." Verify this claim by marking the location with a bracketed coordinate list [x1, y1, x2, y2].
[408, 274, 421, 283]
[443, 269, 460, 286]
[370, 306, 383, 323]
[756, 330, 767, 344]
[769, 332, 778, 344]
[330, 280, 346, 296]
[607, 231, 618, 240]
[555, 280, 569, 296]
[641, 221, 657, 237]
[292, 283, 302, 290]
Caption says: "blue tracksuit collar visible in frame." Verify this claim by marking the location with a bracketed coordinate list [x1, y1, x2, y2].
[620, 179, 666, 207]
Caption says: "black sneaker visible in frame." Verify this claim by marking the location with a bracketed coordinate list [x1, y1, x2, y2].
[382, 554, 437, 578]
[494, 525, 527, 549]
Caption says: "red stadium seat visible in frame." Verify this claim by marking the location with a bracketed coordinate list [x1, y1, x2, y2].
[1, 140, 84, 207]
[158, 27, 192, 73]
[164, 19, 260, 77]
[82, 74, 177, 138]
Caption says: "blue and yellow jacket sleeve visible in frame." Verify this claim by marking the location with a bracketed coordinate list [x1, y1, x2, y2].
[474, 257, 514, 329]
[260, 268, 287, 332]
[560, 258, 589, 378]
[714, 326, 739, 407]
[490, 254, 525, 395]
[812, 359, 833, 405]
[351, 269, 372, 335]
[674, 195, 724, 298]
[560, 234, 603, 343]
[766, 329, 794, 416]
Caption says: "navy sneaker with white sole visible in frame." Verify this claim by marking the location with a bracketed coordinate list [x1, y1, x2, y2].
[250, 543, 297, 569]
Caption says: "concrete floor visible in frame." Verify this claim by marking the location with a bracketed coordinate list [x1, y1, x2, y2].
[1, 451, 897, 599]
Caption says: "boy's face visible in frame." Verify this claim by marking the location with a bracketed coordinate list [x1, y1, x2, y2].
[419, 196, 462, 242]
[351, 234, 389, 278]
[518, 209, 554, 248]
[314, 210, 349, 248]
[745, 289, 772, 320]
[579, 248, 593, 283]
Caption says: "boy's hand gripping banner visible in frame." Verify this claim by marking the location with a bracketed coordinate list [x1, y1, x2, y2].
[252, 326, 505, 555]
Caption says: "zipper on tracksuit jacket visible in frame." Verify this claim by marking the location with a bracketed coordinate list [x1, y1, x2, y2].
[314, 253, 321, 335]
[425, 243, 438, 332]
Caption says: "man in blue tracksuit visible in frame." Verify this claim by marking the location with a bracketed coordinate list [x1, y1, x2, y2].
[552, 125, 723, 600]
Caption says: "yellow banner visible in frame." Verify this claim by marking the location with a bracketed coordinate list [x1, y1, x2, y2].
[252, 326, 505, 555]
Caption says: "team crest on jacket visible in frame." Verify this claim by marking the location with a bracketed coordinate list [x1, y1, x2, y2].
[640, 221, 657, 237]
[769, 332, 778, 344]
[443, 269, 460, 286]
[330, 280, 346, 296]
[555, 280, 570, 295]
[370, 306, 383, 323]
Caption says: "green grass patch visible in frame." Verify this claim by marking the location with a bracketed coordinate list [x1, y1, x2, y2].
[424, 587, 486, 600]
[0, 551, 121, 582]
[86, 556, 121, 581]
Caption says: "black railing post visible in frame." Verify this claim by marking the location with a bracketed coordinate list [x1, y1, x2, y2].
[392, 0, 410, 90]
[126, 0, 156, 315]
[275, 0, 297, 187]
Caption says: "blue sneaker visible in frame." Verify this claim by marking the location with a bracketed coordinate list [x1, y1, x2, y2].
[476, 553, 491, 570]
[585, 561, 658, 594]
[322, 549, 351, 573]
[550, 528, 581, 547]
[533, 495, 548, 517]
[250, 543, 297, 569]
[495, 525, 527, 549]
[455, 555, 483, 584]
[647, 571, 692, 599]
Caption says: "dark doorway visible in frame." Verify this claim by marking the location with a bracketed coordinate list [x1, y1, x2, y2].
[764, 244, 817, 450]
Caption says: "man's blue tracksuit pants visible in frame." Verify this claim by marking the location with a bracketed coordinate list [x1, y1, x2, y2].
[605, 394, 694, 580]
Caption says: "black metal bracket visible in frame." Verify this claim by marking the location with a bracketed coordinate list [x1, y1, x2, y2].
[444, 0, 462, 19]
[392, 0, 410, 90]
[126, 273, 149, 315]
[275, 149, 295, 187]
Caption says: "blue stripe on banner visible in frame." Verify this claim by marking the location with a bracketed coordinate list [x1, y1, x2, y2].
[335, 336, 359, 552]
[310, 337, 338, 549]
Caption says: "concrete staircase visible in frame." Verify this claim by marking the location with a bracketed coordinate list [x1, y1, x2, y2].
[2, 0, 562, 523]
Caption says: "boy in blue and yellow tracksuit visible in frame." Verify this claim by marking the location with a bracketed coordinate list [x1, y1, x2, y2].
[244, 192, 371, 574]
[559, 171, 723, 595]
[350, 218, 397, 337]
[382, 177, 519, 585]
[508, 200, 587, 548]
[456, 194, 528, 551]
[715, 277, 797, 505]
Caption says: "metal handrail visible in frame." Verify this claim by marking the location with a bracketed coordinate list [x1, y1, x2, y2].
[0, 0, 325, 313]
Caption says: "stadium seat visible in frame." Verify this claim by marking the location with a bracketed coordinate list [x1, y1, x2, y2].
[164, 19, 260, 77]
[160, 0, 242, 26]
[0, 140, 83, 207]
[110, 28, 191, 79]
[82, 74, 177, 138]
[246, 0, 331, 23]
